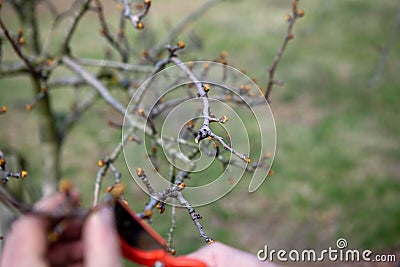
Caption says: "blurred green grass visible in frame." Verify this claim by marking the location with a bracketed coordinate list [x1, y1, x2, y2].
[1, 0, 399, 261]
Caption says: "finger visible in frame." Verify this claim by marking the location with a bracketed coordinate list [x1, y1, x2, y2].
[1, 214, 49, 267]
[83, 205, 122, 267]
[188, 242, 281, 267]
[47, 240, 84, 266]
[55, 218, 84, 243]
[1, 192, 74, 267]
[188, 242, 220, 267]
[34, 189, 80, 212]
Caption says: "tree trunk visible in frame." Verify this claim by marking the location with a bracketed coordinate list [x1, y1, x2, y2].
[12, 0, 61, 196]
[31, 77, 60, 196]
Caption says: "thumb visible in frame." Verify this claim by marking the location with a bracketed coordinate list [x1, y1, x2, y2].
[83, 205, 122, 267]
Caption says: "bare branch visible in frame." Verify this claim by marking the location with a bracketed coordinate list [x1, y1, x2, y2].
[92, 134, 132, 206]
[58, 89, 99, 140]
[61, 0, 92, 54]
[170, 56, 250, 163]
[167, 204, 176, 251]
[122, 0, 151, 30]
[62, 56, 126, 115]
[78, 58, 152, 73]
[0, 61, 29, 76]
[176, 192, 213, 244]
[94, 0, 128, 62]
[136, 167, 156, 196]
[41, 2, 79, 55]
[209, 132, 250, 163]
[264, 0, 304, 102]
[169, 56, 210, 125]
[0, 18, 39, 76]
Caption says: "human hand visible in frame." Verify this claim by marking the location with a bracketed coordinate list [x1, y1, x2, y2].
[1, 191, 279, 267]
[0, 191, 122, 267]
[189, 242, 280, 267]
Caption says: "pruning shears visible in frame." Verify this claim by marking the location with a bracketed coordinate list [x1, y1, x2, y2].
[114, 200, 207, 267]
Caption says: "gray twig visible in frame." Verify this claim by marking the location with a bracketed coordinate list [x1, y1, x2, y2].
[62, 56, 126, 115]
[264, 0, 304, 102]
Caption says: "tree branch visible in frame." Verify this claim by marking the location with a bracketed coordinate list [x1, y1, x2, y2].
[62, 56, 126, 115]
[61, 0, 92, 54]
[0, 18, 39, 76]
[94, 0, 128, 62]
[78, 58, 152, 73]
[264, 0, 304, 102]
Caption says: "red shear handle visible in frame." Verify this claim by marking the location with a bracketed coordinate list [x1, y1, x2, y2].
[120, 237, 206, 267]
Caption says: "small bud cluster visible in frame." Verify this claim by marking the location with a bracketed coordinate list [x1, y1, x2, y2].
[284, 0, 305, 40]
[245, 151, 275, 174]
[202, 83, 211, 93]
[156, 201, 165, 214]
[219, 115, 229, 124]
[238, 83, 255, 98]
[214, 50, 228, 65]
[107, 182, 125, 199]
[58, 179, 72, 194]
[0, 151, 28, 184]
[166, 41, 186, 58]
[93, 151, 125, 206]
[97, 156, 121, 179]
[17, 28, 24, 46]
[124, 0, 151, 30]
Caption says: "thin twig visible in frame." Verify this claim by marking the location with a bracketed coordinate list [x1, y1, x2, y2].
[92, 134, 131, 206]
[176, 192, 213, 243]
[78, 58, 152, 72]
[209, 132, 250, 163]
[136, 167, 156, 196]
[94, 0, 128, 62]
[167, 205, 176, 249]
[169, 57, 210, 129]
[122, 0, 151, 30]
[264, 0, 303, 102]
[59, 89, 99, 140]
[0, 18, 39, 76]
[41, 1, 79, 55]
[0, 61, 30, 76]
[61, 0, 92, 54]
[40, 0, 60, 20]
